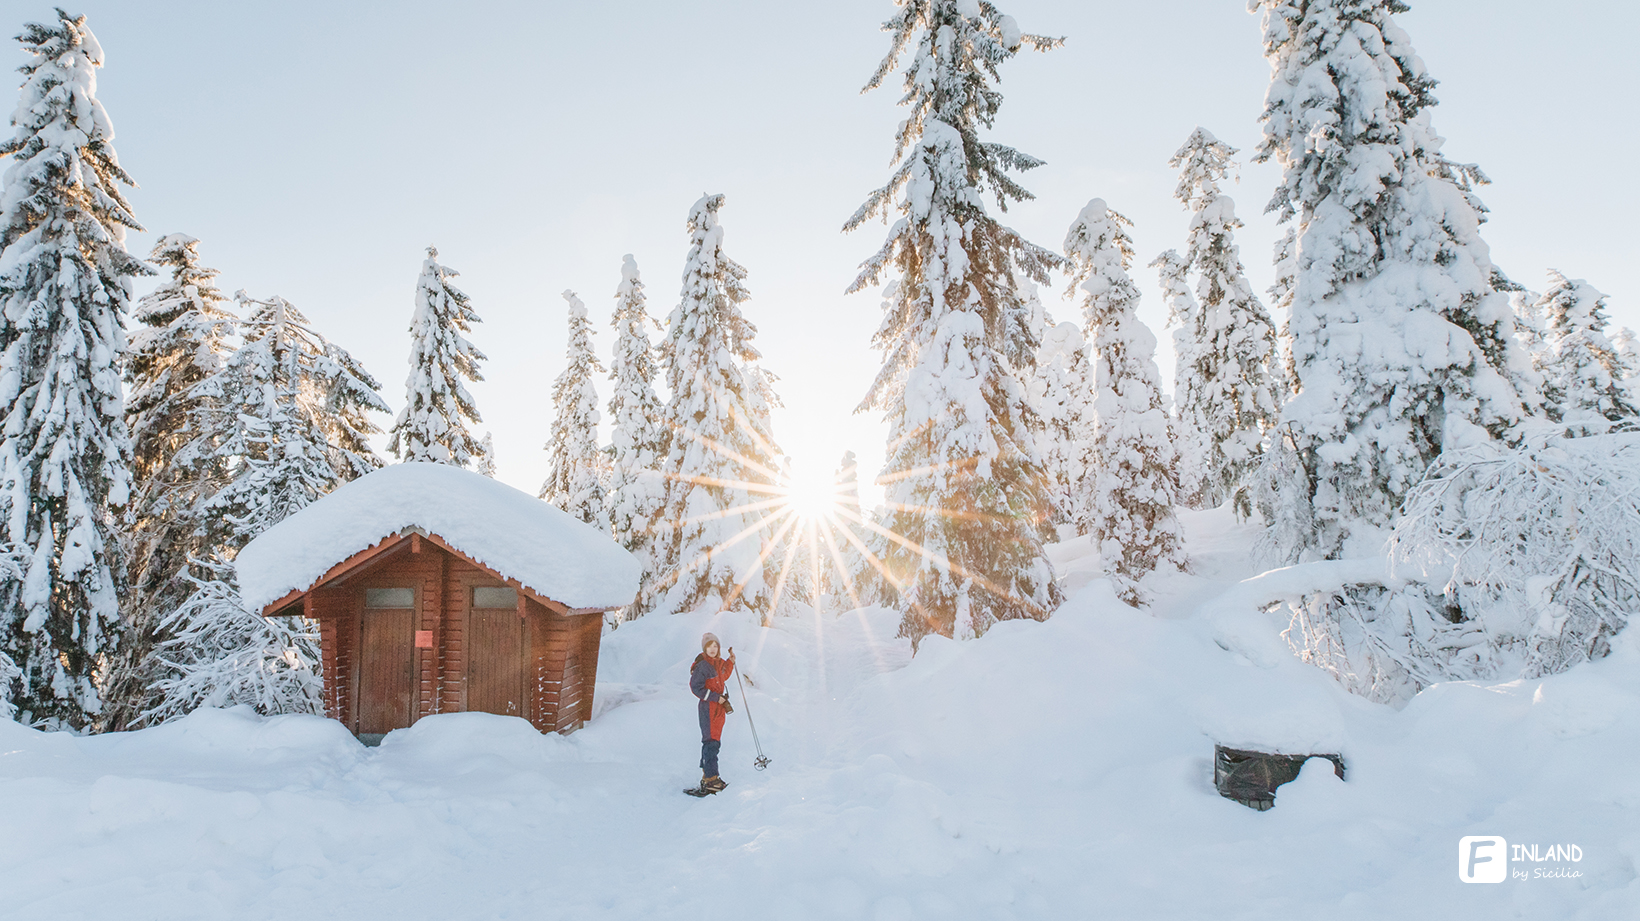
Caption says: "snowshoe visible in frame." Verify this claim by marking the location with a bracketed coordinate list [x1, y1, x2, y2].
[684, 775, 729, 797]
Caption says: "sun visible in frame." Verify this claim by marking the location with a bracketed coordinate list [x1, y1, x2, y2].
[781, 463, 842, 524]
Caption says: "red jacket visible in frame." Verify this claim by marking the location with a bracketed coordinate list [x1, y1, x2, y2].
[690, 653, 735, 740]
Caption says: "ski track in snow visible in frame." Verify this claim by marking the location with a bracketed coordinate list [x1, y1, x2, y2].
[2, 509, 1637, 920]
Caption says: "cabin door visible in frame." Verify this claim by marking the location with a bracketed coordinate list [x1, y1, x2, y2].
[468, 586, 524, 717]
[358, 586, 416, 735]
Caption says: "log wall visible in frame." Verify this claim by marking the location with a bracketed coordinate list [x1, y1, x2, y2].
[308, 539, 603, 737]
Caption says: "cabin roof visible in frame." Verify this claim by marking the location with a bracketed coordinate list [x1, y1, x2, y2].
[235, 462, 641, 612]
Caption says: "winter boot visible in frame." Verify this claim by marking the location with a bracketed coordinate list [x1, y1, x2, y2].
[703, 775, 728, 793]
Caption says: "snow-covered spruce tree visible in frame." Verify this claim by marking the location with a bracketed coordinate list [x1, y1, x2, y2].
[1248, 0, 1529, 563]
[1030, 320, 1095, 530]
[605, 255, 668, 581]
[819, 449, 871, 612]
[144, 293, 386, 723]
[540, 290, 608, 529]
[126, 235, 234, 483]
[477, 432, 497, 478]
[1614, 326, 1639, 376]
[0, 11, 148, 729]
[1511, 286, 1547, 365]
[110, 234, 236, 728]
[387, 246, 486, 466]
[1162, 128, 1278, 511]
[844, 0, 1063, 644]
[1485, 266, 1544, 417]
[1615, 326, 1640, 410]
[1067, 201, 1186, 605]
[644, 194, 787, 620]
[1152, 250, 1207, 498]
[1531, 272, 1637, 432]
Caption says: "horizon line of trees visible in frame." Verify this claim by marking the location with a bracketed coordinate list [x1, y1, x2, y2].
[3, 4, 1638, 731]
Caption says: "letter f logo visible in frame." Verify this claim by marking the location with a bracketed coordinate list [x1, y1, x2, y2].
[1459, 836, 1508, 883]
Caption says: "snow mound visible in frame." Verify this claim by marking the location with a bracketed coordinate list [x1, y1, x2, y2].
[235, 462, 641, 611]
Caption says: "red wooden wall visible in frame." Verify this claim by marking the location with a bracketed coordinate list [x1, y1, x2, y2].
[307, 539, 601, 736]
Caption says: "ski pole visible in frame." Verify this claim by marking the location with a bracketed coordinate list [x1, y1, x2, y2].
[734, 667, 771, 771]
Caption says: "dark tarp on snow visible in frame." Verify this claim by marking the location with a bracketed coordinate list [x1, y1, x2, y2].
[1213, 745, 1345, 811]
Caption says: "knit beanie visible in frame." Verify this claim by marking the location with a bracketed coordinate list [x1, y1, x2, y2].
[701, 632, 720, 653]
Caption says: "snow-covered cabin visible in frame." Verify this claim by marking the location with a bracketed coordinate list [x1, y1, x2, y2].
[236, 463, 641, 742]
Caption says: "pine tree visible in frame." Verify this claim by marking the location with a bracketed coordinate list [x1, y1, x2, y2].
[605, 255, 667, 578]
[1613, 326, 1640, 408]
[1249, 0, 1528, 562]
[540, 290, 608, 529]
[111, 234, 236, 727]
[387, 246, 486, 467]
[201, 294, 386, 525]
[1267, 228, 1298, 402]
[820, 449, 871, 612]
[1613, 326, 1639, 372]
[477, 432, 498, 478]
[645, 194, 788, 620]
[1030, 319, 1095, 530]
[126, 235, 234, 483]
[1512, 287, 1547, 362]
[1067, 200, 1186, 606]
[1152, 249, 1206, 491]
[1532, 272, 1638, 432]
[145, 292, 386, 722]
[844, 0, 1063, 644]
[0, 11, 148, 729]
[1162, 128, 1278, 511]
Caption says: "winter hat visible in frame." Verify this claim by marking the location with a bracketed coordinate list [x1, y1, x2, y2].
[701, 632, 720, 653]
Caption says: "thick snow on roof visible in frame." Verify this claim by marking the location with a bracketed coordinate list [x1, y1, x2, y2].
[235, 462, 641, 611]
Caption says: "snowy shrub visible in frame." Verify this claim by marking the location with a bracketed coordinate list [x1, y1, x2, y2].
[1278, 428, 1640, 704]
[143, 559, 323, 724]
[1389, 428, 1640, 679]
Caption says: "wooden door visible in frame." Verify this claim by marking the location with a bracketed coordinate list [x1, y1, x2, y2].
[468, 587, 524, 717]
[358, 587, 416, 734]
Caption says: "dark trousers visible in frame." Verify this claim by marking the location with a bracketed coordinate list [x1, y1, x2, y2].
[698, 700, 721, 776]
[700, 738, 721, 777]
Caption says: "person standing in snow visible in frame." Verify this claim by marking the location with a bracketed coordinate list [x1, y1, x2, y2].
[690, 633, 736, 793]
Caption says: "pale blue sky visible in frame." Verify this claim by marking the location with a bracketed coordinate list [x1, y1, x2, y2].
[6, 1, 1635, 504]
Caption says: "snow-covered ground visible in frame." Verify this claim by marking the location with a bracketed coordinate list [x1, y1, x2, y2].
[3, 509, 1636, 919]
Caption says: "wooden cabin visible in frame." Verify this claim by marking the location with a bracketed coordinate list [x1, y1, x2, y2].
[235, 463, 641, 744]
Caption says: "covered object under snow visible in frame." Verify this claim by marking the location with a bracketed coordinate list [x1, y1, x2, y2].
[236, 463, 640, 740]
